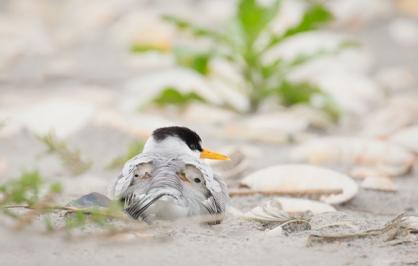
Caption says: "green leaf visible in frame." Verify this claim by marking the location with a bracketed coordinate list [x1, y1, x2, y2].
[267, 3, 333, 49]
[130, 43, 168, 53]
[65, 211, 87, 229]
[276, 80, 340, 121]
[237, 0, 280, 45]
[277, 80, 321, 106]
[284, 4, 333, 37]
[0, 170, 44, 206]
[173, 47, 211, 75]
[163, 15, 229, 44]
[49, 182, 63, 194]
[152, 87, 205, 107]
[106, 141, 145, 169]
[284, 40, 359, 70]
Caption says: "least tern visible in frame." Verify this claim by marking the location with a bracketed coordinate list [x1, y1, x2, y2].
[112, 126, 230, 224]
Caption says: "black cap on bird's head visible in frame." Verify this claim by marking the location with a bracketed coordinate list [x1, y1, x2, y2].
[149, 126, 229, 160]
[153, 126, 203, 152]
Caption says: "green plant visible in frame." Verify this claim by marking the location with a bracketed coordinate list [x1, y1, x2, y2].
[106, 140, 145, 169]
[0, 171, 125, 233]
[132, 0, 346, 119]
[0, 170, 62, 227]
[38, 132, 92, 175]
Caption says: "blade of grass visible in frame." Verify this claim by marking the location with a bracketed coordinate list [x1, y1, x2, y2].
[37, 132, 92, 176]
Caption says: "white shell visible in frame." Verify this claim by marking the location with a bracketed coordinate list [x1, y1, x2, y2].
[243, 199, 291, 223]
[400, 216, 418, 231]
[361, 176, 397, 192]
[207, 145, 261, 180]
[272, 197, 336, 215]
[240, 164, 358, 204]
[389, 125, 418, 154]
[93, 111, 172, 139]
[243, 197, 335, 224]
[362, 96, 418, 137]
[182, 103, 237, 125]
[223, 108, 329, 143]
[291, 137, 415, 176]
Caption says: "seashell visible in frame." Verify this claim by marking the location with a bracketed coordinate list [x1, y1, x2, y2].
[375, 66, 415, 92]
[273, 197, 336, 215]
[93, 111, 172, 139]
[240, 164, 358, 204]
[389, 125, 418, 154]
[207, 145, 261, 181]
[350, 166, 384, 180]
[266, 219, 311, 236]
[396, 0, 418, 18]
[244, 197, 334, 236]
[388, 18, 418, 47]
[243, 200, 289, 223]
[361, 176, 397, 192]
[400, 216, 418, 231]
[244, 200, 291, 223]
[291, 137, 415, 176]
[182, 103, 237, 125]
[362, 96, 418, 137]
[223, 109, 325, 143]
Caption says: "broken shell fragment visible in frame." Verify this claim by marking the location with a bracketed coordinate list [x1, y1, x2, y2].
[240, 164, 358, 204]
[291, 137, 415, 176]
[361, 176, 397, 192]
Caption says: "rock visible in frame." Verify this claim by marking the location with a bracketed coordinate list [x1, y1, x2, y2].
[66, 192, 112, 208]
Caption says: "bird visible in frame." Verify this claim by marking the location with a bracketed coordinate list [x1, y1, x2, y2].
[112, 126, 230, 224]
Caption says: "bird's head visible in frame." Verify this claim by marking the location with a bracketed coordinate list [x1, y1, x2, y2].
[143, 126, 229, 160]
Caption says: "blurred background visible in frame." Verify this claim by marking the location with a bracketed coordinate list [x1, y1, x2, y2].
[1, 0, 418, 265]
[1, 0, 418, 200]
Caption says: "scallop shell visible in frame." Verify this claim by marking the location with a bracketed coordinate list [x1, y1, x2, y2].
[243, 197, 334, 226]
[273, 197, 336, 215]
[223, 107, 330, 143]
[291, 137, 415, 176]
[240, 164, 358, 204]
[361, 176, 397, 192]
[389, 125, 418, 154]
[362, 96, 418, 137]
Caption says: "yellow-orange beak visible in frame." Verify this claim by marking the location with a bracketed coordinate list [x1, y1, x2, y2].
[200, 148, 230, 161]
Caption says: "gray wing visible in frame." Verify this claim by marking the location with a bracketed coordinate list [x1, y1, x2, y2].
[179, 155, 229, 216]
[112, 153, 155, 199]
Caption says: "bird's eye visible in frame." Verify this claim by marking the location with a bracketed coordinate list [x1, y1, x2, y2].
[189, 144, 196, 150]
[180, 164, 204, 184]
